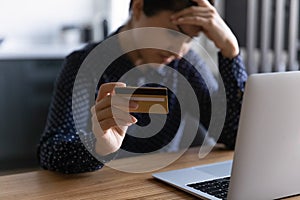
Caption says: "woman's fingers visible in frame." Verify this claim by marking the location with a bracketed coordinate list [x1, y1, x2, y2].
[96, 106, 137, 123]
[91, 101, 137, 131]
[170, 3, 216, 38]
[171, 6, 211, 20]
[173, 15, 209, 27]
[91, 82, 139, 135]
[92, 106, 136, 132]
[95, 95, 139, 112]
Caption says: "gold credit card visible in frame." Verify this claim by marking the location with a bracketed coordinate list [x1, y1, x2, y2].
[115, 86, 169, 114]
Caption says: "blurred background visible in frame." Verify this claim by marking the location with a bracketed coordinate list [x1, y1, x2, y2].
[0, 0, 131, 175]
[0, 0, 299, 174]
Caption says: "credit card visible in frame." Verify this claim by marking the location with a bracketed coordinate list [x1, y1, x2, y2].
[114, 86, 169, 114]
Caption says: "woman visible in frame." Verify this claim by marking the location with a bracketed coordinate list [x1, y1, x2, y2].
[38, 0, 247, 174]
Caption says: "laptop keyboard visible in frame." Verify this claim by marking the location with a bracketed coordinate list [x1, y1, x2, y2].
[187, 177, 230, 200]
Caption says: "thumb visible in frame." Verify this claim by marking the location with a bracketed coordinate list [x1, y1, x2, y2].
[96, 82, 126, 102]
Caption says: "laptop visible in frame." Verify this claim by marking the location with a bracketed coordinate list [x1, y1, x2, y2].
[152, 71, 300, 200]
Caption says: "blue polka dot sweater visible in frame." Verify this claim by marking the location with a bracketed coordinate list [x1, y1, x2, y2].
[38, 39, 247, 174]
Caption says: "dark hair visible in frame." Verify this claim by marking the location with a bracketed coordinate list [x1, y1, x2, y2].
[129, 0, 215, 16]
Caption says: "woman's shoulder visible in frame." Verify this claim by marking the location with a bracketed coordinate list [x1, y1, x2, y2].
[54, 42, 100, 87]
[65, 42, 100, 64]
[58, 42, 101, 78]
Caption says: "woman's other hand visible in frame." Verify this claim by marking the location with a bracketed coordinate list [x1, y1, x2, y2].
[171, 0, 239, 59]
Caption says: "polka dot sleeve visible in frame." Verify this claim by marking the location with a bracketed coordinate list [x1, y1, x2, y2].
[217, 52, 248, 149]
[37, 47, 104, 174]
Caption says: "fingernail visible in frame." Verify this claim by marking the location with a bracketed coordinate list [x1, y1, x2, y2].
[131, 116, 138, 123]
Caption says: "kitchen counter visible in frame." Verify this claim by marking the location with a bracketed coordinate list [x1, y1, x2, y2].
[0, 42, 86, 60]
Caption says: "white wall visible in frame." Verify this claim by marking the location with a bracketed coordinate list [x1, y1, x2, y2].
[0, 0, 95, 44]
[108, 0, 130, 33]
[0, 0, 131, 45]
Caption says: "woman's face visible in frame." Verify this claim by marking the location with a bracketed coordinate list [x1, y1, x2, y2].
[131, 10, 200, 65]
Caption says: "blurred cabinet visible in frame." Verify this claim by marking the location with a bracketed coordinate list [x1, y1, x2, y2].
[0, 59, 63, 172]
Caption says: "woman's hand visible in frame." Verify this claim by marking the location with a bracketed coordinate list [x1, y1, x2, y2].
[171, 0, 239, 59]
[91, 82, 138, 156]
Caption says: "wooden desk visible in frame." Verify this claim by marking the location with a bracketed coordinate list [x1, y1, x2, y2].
[1, 147, 299, 200]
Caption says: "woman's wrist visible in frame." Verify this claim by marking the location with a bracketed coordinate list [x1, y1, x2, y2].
[219, 38, 240, 59]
